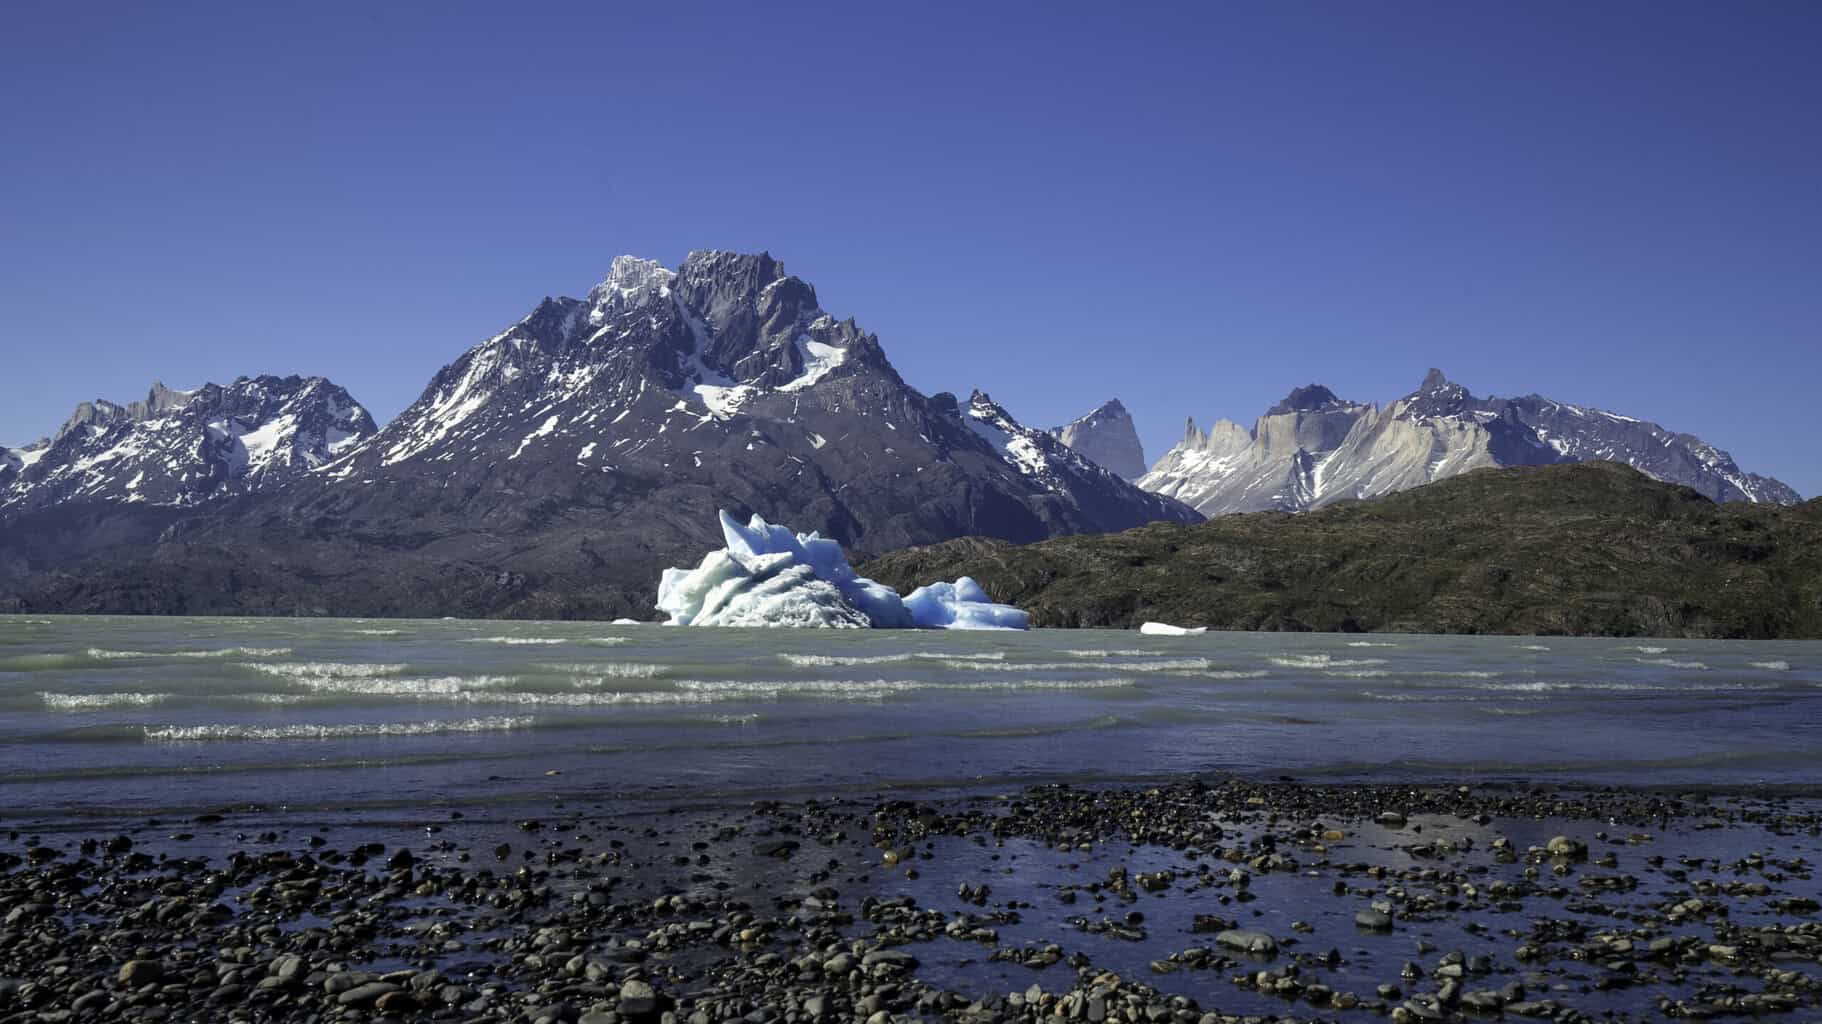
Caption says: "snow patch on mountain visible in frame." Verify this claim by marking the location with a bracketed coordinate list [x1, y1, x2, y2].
[1, 376, 378, 514]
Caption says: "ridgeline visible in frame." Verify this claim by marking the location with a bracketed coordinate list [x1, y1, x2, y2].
[861, 462, 1822, 638]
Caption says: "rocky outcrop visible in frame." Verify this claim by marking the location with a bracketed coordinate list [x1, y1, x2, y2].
[1049, 399, 1147, 480]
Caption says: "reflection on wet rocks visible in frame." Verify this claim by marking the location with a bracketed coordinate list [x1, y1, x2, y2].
[1, 778, 1818, 1023]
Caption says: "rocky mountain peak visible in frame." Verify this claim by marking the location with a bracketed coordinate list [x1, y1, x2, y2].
[584, 255, 675, 322]
[1404, 368, 1473, 418]
[1266, 384, 1346, 416]
[1050, 397, 1147, 480]
[4, 374, 376, 515]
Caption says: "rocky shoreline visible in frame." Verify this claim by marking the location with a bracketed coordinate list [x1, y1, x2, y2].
[2, 778, 1819, 1023]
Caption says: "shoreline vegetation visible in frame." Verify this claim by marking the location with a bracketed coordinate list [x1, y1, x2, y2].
[863, 463, 1822, 639]
[5, 463, 1819, 638]
[2, 775, 1818, 1023]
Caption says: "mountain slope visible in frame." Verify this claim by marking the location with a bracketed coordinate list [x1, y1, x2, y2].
[964, 392, 1197, 531]
[1, 377, 376, 514]
[1049, 399, 1147, 480]
[863, 461, 1822, 638]
[4, 252, 1197, 618]
[1140, 369, 1799, 515]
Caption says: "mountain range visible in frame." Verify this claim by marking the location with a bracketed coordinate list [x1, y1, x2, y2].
[0, 252, 1801, 619]
[1136, 369, 1799, 516]
[0, 252, 1196, 617]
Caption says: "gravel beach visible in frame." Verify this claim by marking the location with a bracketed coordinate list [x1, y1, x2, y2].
[3, 777, 1818, 1024]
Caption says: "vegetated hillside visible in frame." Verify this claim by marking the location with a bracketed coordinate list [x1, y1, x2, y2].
[861, 462, 1822, 638]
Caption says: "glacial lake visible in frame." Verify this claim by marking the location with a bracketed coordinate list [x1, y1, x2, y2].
[2, 615, 1819, 823]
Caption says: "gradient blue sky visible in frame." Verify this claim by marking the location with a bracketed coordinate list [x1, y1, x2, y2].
[3, 1, 1818, 496]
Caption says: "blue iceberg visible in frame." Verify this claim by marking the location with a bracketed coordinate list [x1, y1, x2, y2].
[656, 510, 1028, 630]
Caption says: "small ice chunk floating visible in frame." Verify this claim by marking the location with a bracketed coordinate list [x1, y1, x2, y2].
[657, 511, 1028, 630]
[1139, 621, 1207, 636]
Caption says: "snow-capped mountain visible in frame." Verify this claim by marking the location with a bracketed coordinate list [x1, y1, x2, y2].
[0, 376, 377, 514]
[1140, 369, 1800, 516]
[1049, 399, 1147, 480]
[312, 251, 1196, 546]
[63, 250, 1197, 618]
[965, 392, 1199, 530]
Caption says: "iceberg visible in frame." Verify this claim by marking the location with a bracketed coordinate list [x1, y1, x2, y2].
[902, 577, 1030, 630]
[1139, 621, 1207, 636]
[657, 510, 1028, 630]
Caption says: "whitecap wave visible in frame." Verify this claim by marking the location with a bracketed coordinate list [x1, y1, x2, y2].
[246, 662, 411, 680]
[1345, 641, 1398, 648]
[144, 715, 535, 742]
[464, 636, 568, 646]
[673, 677, 1136, 700]
[1324, 669, 1503, 679]
[1270, 655, 1387, 669]
[1063, 649, 1154, 658]
[1749, 660, 1791, 671]
[1516, 644, 1551, 651]
[778, 652, 916, 667]
[282, 674, 519, 696]
[539, 662, 668, 679]
[1635, 657, 1709, 670]
[778, 651, 1007, 667]
[944, 657, 1210, 673]
[89, 646, 292, 660]
[40, 692, 170, 710]
[1627, 645, 1669, 654]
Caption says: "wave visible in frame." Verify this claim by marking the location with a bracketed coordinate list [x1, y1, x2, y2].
[586, 637, 629, 646]
[1516, 644, 1551, 651]
[356, 628, 402, 636]
[778, 651, 1007, 667]
[1474, 680, 1776, 693]
[40, 692, 170, 710]
[281, 674, 519, 696]
[245, 662, 410, 680]
[1195, 670, 1271, 680]
[1627, 645, 1669, 655]
[1635, 657, 1709, 670]
[463, 636, 568, 646]
[1269, 655, 1387, 669]
[1750, 661, 1791, 672]
[673, 677, 1136, 700]
[538, 662, 669, 678]
[943, 658, 1210, 673]
[1063, 649, 1154, 658]
[143, 715, 536, 742]
[1345, 641, 1398, 647]
[779, 652, 915, 667]
[1323, 669, 1504, 679]
[88, 646, 292, 660]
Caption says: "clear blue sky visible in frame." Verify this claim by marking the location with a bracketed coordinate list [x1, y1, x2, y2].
[3, 1, 1818, 496]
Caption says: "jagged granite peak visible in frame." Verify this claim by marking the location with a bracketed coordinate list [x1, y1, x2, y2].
[1048, 398, 1147, 480]
[1138, 369, 1799, 516]
[1, 375, 377, 514]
